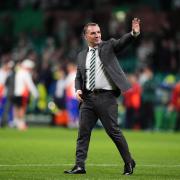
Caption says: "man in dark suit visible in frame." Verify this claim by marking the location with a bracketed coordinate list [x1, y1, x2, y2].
[64, 18, 140, 175]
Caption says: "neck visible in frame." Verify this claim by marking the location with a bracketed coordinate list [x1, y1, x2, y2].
[88, 41, 101, 48]
[88, 44, 96, 48]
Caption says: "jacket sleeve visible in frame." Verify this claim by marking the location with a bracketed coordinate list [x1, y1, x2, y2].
[110, 32, 135, 53]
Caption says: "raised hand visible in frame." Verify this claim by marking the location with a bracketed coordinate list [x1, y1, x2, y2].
[132, 18, 140, 34]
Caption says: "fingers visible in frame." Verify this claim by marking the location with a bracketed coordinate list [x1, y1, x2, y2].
[132, 17, 140, 24]
[76, 90, 83, 102]
[132, 17, 140, 34]
[77, 95, 83, 102]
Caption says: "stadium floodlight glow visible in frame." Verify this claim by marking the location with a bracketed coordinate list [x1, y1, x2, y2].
[115, 11, 126, 22]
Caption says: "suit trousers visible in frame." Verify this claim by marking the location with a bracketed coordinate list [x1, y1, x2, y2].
[75, 91, 132, 167]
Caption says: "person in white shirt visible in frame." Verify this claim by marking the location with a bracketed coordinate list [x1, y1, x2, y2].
[12, 59, 38, 130]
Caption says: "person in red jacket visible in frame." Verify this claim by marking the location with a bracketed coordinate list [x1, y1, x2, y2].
[169, 81, 180, 131]
[123, 74, 142, 129]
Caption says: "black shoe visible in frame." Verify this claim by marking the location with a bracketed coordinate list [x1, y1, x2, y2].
[123, 159, 136, 175]
[64, 165, 86, 174]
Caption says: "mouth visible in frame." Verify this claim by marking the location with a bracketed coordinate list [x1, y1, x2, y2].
[95, 38, 101, 42]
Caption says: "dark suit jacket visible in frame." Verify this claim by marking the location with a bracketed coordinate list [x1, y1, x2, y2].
[75, 32, 136, 96]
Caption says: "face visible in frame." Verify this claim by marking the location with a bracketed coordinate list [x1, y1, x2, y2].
[84, 25, 102, 47]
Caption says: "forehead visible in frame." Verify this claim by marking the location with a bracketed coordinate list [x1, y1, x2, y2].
[86, 25, 100, 34]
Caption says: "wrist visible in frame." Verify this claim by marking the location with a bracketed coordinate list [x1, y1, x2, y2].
[131, 30, 140, 37]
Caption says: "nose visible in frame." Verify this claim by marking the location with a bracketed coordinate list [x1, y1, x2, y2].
[95, 33, 100, 38]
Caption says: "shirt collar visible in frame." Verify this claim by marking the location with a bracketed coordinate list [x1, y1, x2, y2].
[88, 46, 98, 52]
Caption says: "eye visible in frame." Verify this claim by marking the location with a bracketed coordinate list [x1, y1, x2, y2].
[91, 32, 95, 35]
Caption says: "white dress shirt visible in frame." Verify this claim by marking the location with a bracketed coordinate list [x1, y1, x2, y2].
[85, 47, 115, 90]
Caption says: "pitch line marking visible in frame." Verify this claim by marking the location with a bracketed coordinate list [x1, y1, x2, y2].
[0, 163, 180, 168]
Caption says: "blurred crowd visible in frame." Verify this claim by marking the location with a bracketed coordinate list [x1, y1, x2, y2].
[0, 0, 180, 131]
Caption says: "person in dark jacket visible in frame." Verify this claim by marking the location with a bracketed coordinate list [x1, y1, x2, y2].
[64, 18, 140, 175]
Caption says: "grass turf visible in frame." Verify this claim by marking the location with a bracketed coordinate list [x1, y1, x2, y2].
[0, 127, 180, 180]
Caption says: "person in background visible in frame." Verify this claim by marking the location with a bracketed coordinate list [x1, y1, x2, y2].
[52, 65, 68, 126]
[0, 61, 14, 99]
[64, 18, 140, 175]
[139, 66, 156, 130]
[0, 60, 14, 127]
[123, 74, 142, 129]
[12, 59, 39, 130]
[168, 81, 180, 131]
[54, 65, 66, 111]
[65, 62, 79, 128]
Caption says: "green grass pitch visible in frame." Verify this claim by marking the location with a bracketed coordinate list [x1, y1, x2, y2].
[0, 127, 180, 180]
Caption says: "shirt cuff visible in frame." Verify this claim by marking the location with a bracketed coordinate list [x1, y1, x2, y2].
[131, 30, 140, 37]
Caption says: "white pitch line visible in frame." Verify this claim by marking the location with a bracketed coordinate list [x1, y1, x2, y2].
[0, 163, 180, 168]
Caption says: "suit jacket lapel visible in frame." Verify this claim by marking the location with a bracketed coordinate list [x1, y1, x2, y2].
[81, 48, 88, 72]
[98, 42, 103, 59]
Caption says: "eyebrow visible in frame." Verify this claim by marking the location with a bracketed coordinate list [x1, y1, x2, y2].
[90, 31, 101, 34]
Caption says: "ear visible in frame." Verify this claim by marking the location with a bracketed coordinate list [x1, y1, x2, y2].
[84, 34, 87, 41]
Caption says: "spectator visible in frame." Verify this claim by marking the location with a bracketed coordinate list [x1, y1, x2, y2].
[54, 66, 66, 110]
[168, 81, 180, 131]
[0, 60, 14, 127]
[65, 62, 79, 128]
[0, 60, 14, 100]
[52, 65, 68, 126]
[123, 74, 142, 129]
[139, 66, 156, 130]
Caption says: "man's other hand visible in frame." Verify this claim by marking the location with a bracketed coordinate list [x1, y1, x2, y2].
[76, 90, 83, 102]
